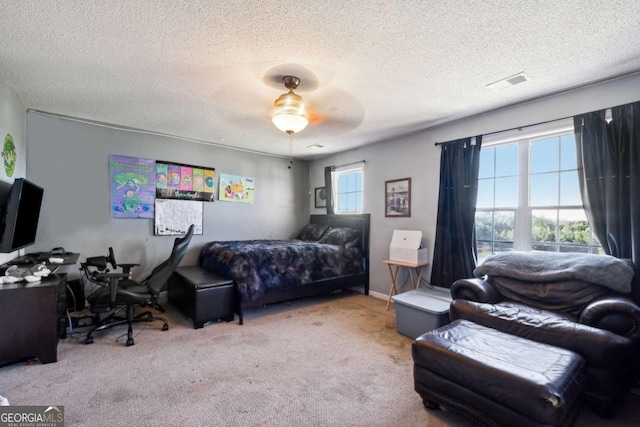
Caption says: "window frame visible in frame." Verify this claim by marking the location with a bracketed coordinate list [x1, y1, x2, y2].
[331, 162, 364, 214]
[476, 119, 600, 256]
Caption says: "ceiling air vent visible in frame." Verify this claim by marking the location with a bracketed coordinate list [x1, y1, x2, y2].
[486, 72, 531, 91]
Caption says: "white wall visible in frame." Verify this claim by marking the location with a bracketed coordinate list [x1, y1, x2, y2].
[310, 72, 640, 297]
[0, 80, 27, 264]
[27, 113, 310, 280]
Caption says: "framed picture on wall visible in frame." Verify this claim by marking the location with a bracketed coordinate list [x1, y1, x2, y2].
[385, 178, 411, 217]
[315, 187, 327, 208]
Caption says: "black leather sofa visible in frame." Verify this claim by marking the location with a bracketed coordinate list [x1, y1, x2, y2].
[449, 252, 640, 417]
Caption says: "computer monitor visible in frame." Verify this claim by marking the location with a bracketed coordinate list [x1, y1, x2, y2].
[0, 178, 44, 253]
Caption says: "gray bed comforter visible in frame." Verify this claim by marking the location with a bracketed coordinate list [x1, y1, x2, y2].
[199, 240, 364, 302]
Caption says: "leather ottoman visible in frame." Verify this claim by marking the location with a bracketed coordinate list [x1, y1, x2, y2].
[412, 320, 585, 427]
[168, 266, 235, 328]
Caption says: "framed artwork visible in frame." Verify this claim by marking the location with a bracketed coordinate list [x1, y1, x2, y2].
[218, 173, 255, 204]
[314, 187, 327, 208]
[385, 178, 411, 217]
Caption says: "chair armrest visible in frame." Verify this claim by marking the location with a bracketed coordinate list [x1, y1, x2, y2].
[451, 278, 502, 303]
[93, 272, 131, 305]
[580, 296, 640, 339]
[117, 263, 140, 274]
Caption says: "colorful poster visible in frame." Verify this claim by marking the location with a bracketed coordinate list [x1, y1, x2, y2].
[155, 160, 215, 202]
[203, 169, 215, 193]
[180, 166, 192, 191]
[218, 173, 255, 204]
[109, 155, 156, 218]
[168, 165, 181, 190]
[156, 163, 168, 189]
[192, 168, 204, 192]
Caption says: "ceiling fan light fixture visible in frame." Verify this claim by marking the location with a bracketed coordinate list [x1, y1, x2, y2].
[272, 76, 309, 134]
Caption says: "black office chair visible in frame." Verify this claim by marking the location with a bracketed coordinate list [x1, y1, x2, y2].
[84, 224, 195, 346]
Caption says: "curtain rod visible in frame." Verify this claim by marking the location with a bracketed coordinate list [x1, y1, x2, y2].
[333, 160, 365, 168]
[434, 116, 573, 147]
[434, 100, 629, 147]
[432, 72, 640, 148]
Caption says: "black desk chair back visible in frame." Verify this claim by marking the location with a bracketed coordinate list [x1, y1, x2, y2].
[85, 224, 195, 346]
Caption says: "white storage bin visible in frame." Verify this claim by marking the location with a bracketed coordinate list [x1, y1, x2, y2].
[392, 287, 451, 339]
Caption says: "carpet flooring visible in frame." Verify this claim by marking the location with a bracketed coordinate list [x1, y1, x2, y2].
[1, 291, 639, 426]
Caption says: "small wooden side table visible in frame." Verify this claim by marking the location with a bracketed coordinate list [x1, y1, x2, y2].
[382, 259, 430, 311]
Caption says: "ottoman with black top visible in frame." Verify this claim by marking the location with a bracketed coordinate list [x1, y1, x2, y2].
[412, 320, 585, 427]
[168, 266, 235, 328]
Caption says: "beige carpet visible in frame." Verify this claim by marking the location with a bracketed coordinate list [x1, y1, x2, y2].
[1, 292, 639, 426]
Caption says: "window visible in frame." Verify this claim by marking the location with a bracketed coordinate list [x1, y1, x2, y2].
[476, 144, 518, 258]
[475, 123, 601, 261]
[332, 163, 364, 214]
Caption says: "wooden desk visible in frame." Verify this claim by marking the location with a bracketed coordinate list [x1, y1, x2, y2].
[0, 274, 67, 365]
[382, 259, 429, 311]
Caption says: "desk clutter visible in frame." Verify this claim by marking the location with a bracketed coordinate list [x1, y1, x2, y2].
[0, 250, 80, 284]
[0, 262, 52, 283]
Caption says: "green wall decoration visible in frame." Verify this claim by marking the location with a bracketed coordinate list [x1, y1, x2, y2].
[2, 133, 16, 177]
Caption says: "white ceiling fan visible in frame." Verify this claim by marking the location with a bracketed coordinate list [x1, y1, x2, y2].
[263, 64, 364, 138]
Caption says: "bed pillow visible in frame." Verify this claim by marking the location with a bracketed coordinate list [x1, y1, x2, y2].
[296, 223, 330, 241]
[318, 227, 361, 248]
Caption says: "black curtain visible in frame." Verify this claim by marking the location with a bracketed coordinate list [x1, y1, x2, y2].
[430, 136, 483, 288]
[574, 101, 640, 301]
[324, 166, 335, 215]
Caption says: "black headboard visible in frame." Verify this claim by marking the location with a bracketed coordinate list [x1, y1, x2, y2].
[310, 214, 370, 264]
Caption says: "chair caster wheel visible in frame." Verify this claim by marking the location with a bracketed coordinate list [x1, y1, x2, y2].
[85, 336, 94, 344]
[162, 324, 169, 331]
[126, 338, 134, 346]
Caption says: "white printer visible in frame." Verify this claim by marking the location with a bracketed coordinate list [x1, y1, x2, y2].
[389, 230, 429, 264]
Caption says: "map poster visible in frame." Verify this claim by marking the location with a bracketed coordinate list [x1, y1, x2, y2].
[109, 155, 156, 218]
[218, 173, 255, 204]
[154, 199, 203, 236]
[155, 161, 215, 202]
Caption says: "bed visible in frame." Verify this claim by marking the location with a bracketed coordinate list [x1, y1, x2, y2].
[198, 214, 370, 323]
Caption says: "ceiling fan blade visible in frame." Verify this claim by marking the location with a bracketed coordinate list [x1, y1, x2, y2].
[304, 88, 365, 134]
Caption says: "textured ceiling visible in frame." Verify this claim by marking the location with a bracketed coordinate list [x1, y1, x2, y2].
[1, 1, 639, 160]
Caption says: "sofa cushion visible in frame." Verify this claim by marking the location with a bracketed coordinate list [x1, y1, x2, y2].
[449, 299, 633, 368]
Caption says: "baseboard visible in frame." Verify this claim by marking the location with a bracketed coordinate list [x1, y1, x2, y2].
[369, 290, 389, 302]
